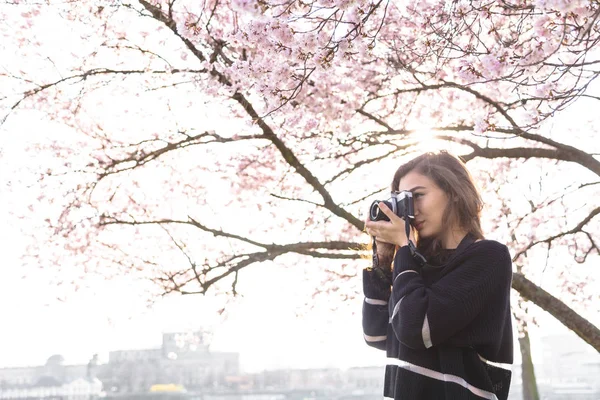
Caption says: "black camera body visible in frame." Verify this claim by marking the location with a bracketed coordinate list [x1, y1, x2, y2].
[369, 191, 415, 223]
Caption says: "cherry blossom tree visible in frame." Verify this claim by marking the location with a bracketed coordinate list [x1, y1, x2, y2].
[1, 0, 599, 356]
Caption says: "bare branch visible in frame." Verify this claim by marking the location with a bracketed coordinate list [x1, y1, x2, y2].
[100, 215, 363, 253]
[96, 131, 266, 178]
[231, 92, 364, 230]
[512, 207, 600, 261]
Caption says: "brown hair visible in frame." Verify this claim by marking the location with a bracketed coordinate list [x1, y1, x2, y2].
[390, 150, 484, 259]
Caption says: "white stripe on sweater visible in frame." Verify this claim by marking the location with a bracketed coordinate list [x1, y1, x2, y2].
[478, 354, 513, 371]
[365, 297, 388, 305]
[390, 296, 404, 323]
[393, 269, 418, 286]
[386, 358, 499, 400]
[364, 333, 386, 342]
[422, 314, 433, 348]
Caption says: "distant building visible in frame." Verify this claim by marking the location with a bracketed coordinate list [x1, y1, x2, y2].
[0, 377, 103, 400]
[0, 331, 240, 398]
[343, 366, 383, 390]
[100, 332, 239, 393]
[0, 355, 102, 400]
[0, 366, 37, 387]
[247, 366, 382, 392]
[6, 331, 597, 399]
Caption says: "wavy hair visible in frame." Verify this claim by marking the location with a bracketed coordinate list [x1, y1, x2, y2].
[390, 150, 484, 259]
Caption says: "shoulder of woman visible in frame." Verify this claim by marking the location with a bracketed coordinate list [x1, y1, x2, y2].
[469, 239, 511, 262]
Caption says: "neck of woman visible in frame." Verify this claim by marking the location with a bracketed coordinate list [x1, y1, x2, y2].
[442, 229, 468, 249]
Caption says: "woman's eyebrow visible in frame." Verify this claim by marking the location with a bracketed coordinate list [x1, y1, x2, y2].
[409, 186, 426, 192]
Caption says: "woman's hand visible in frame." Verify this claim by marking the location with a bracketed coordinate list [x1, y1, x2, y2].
[365, 202, 416, 247]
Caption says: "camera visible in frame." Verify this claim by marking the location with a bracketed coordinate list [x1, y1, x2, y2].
[369, 191, 415, 222]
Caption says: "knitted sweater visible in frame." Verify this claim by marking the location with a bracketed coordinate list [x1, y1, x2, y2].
[362, 237, 514, 400]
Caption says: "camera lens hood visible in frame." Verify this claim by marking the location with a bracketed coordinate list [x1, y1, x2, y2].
[369, 200, 390, 222]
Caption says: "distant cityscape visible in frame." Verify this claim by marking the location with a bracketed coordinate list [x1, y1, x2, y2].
[0, 331, 598, 400]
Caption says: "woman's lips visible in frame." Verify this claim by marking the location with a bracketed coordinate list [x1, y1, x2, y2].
[415, 221, 424, 230]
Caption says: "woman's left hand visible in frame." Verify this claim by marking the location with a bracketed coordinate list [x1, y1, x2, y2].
[364, 202, 416, 247]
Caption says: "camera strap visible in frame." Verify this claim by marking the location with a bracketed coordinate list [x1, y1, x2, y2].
[371, 219, 475, 282]
[405, 218, 428, 267]
[372, 237, 380, 268]
[370, 218, 428, 282]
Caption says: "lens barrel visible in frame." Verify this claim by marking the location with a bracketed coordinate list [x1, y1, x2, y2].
[369, 200, 391, 222]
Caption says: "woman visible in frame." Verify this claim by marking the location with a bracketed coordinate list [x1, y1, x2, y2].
[363, 151, 513, 400]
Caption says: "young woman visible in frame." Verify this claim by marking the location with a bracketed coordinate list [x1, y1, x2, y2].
[363, 151, 513, 400]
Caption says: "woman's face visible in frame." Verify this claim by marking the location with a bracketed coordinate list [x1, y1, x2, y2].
[398, 170, 450, 240]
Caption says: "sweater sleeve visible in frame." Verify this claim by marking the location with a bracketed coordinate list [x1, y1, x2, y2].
[361, 268, 391, 351]
[389, 243, 512, 350]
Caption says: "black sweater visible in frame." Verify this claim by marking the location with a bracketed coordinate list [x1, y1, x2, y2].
[362, 238, 513, 400]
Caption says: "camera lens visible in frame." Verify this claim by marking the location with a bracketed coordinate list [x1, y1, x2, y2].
[369, 201, 390, 222]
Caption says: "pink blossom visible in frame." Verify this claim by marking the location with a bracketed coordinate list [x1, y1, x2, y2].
[305, 119, 318, 131]
[230, 0, 259, 14]
[473, 116, 489, 134]
[480, 54, 504, 77]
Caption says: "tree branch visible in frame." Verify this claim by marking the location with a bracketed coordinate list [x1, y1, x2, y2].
[386, 83, 600, 176]
[139, 0, 364, 231]
[96, 131, 266, 178]
[1, 68, 205, 126]
[100, 216, 363, 253]
[512, 272, 600, 352]
[231, 92, 364, 230]
[512, 207, 600, 261]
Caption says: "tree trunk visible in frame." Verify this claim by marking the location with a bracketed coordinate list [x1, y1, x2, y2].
[512, 272, 600, 352]
[519, 322, 540, 400]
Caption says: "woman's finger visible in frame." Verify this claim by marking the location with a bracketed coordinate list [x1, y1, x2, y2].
[364, 222, 375, 236]
[378, 202, 400, 223]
